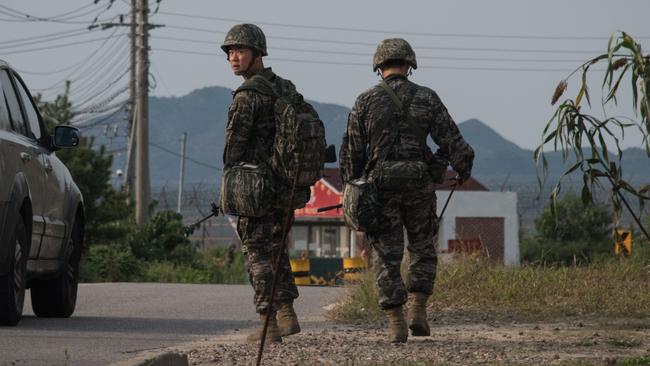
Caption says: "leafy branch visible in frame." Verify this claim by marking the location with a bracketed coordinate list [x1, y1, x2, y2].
[536, 31, 650, 240]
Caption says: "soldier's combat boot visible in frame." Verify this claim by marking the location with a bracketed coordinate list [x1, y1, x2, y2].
[276, 302, 301, 336]
[385, 306, 408, 343]
[408, 292, 430, 336]
[246, 313, 282, 343]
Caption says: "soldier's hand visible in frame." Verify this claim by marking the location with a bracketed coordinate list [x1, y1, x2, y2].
[457, 171, 471, 185]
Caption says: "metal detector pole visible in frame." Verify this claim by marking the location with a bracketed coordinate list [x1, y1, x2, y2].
[256, 176, 299, 366]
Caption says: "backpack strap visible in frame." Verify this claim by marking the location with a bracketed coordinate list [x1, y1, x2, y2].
[380, 81, 426, 138]
[363, 81, 406, 177]
[234, 74, 277, 98]
[378, 81, 403, 110]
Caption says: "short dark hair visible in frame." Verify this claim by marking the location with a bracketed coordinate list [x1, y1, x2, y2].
[379, 59, 409, 70]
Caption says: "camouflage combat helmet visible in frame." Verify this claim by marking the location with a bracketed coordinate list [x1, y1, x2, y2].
[372, 38, 417, 72]
[221, 23, 268, 56]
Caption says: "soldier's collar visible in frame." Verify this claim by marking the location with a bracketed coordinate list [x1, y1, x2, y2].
[257, 67, 275, 80]
[383, 73, 407, 82]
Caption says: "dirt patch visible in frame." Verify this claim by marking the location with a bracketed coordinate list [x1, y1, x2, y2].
[180, 316, 650, 365]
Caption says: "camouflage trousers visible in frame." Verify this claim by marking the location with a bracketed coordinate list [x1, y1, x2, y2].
[237, 208, 299, 314]
[366, 180, 439, 309]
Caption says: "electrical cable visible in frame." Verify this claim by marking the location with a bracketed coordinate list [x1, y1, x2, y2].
[2, 34, 123, 56]
[152, 35, 590, 63]
[162, 24, 607, 55]
[152, 47, 603, 72]
[34, 28, 125, 95]
[0, 27, 94, 45]
[68, 45, 129, 99]
[73, 70, 130, 109]
[150, 141, 221, 171]
[159, 11, 650, 41]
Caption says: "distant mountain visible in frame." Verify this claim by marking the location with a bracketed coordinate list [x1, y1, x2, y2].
[458, 119, 650, 188]
[91, 85, 650, 190]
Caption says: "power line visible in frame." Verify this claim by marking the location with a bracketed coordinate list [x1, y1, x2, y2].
[3, 34, 123, 55]
[150, 141, 221, 171]
[73, 71, 130, 109]
[0, 3, 115, 25]
[162, 24, 606, 55]
[2, 29, 101, 50]
[0, 27, 94, 45]
[34, 29, 126, 95]
[76, 98, 129, 115]
[75, 104, 127, 129]
[159, 10, 650, 41]
[68, 46, 129, 98]
[152, 47, 602, 73]
[0, 3, 95, 21]
[152, 35, 590, 63]
[15, 60, 90, 76]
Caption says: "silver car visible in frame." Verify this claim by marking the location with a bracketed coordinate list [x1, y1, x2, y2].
[0, 59, 84, 326]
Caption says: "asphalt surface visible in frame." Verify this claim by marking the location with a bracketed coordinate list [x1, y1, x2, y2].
[0, 283, 344, 366]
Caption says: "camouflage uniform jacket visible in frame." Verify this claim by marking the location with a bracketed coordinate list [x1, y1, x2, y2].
[223, 67, 286, 168]
[340, 74, 474, 183]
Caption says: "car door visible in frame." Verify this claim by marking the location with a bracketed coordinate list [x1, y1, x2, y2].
[0, 69, 47, 259]
[11, 72, 67, 260]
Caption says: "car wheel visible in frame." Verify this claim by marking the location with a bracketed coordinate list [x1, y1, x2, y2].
[31, 221, 81, 318]
[0, 217, 29, 326]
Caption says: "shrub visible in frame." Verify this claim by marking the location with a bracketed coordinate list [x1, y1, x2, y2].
[522, 193, 612, 265]
[80, 244, 144, 282]
[128, 211, 194, 264]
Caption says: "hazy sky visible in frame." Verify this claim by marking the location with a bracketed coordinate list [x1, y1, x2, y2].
[3, 0, 649, 149]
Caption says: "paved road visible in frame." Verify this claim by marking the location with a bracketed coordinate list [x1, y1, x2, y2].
[0, 283, 344, 366]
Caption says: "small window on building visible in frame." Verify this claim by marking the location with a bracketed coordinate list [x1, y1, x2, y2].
[320, 226, 339, 257]
[291, 226, 308, 252]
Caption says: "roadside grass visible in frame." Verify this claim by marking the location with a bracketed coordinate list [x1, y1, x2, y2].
[327, 245, 650, 322]
[80, 245, 248, 284]
[615, 356, 650, 366]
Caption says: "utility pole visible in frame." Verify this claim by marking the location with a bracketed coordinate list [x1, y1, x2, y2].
[177, 132, 187, 214]
[134, 0, 150, 224]
[87, 1, 163, 222]
[124, 0, 137, 194]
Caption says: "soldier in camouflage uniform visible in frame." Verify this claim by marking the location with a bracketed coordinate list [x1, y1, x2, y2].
[339, 38, 474, 343]
[221, 23, 301, 343]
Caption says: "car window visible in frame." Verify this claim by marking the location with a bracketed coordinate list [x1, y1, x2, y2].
[13, 73, 42, 140]
[0, 70, 28, 136]
[0, 80, 10, 131]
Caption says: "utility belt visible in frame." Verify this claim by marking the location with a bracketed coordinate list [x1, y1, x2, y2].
[374, 160, 430, 190]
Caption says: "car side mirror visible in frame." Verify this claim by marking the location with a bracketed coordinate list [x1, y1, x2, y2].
[53, 125, 80, 149]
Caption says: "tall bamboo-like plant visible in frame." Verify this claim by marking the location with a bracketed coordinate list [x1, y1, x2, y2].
[536, 31, 650, 240]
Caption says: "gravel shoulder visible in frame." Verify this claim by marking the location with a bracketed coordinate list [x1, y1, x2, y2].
[156, 315, 650, 365]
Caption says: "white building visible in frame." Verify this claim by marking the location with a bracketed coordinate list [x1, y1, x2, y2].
[288, 169, 520, 265]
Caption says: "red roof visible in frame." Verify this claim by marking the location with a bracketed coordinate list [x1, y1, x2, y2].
[321, 167, 487, 192]
[322, 167, 343, 191]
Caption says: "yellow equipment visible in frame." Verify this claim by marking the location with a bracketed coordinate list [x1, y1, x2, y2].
[614, 229, 632, 256]
[289, 258, 311, 285]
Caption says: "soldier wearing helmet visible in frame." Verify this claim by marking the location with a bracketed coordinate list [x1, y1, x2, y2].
[220, 23, 301, 343]
[340, 38, 474, 343]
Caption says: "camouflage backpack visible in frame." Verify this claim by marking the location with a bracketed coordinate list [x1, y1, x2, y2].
[236, 74, 327, 206]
